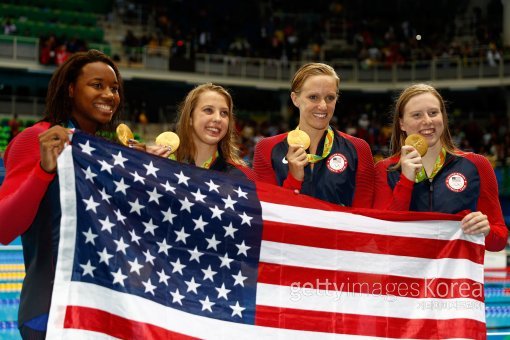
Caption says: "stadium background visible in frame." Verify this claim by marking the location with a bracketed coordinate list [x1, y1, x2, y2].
[0, 0, 509, 338]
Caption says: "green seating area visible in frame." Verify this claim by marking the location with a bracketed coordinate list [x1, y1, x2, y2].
[1, 0, 111, 14]
[0, 118, 34, 152]
[1, 3, 98, 26]
[13, 20, 104, 43]
[0, 1, 113, 43]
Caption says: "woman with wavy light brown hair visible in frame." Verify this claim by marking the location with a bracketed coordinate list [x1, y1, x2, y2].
[153, 83, 254, 179]
[374, 83, 507, 251]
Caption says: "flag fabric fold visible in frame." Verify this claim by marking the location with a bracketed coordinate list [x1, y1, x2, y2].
[47, 131, 486, 339]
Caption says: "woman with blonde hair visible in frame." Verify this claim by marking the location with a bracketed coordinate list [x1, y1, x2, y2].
[373, 83, 507, 251]
[253, 62, 374, 207]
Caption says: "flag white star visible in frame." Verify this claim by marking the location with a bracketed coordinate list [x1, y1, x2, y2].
[232, 270, 248, 287]
[233, 186, 248, 199]
[142, 278, 157, 295]
[184, 276, 201, 294]
[82, 166, 97, 182]
[191, 189, 206, 202]
[193, 215, 208, 232]
[170, 258, 186, 275]
[170, 289, 185, 305]
[114, 237, 129, 254]
[230, 301, 245, 318]
[114, 209, 127, 224]
[80, 260, 95, 277]
[205, 234, 221, 251]
[143, 161, 159, 177]
[97, 247, 113, 265]
[128, 257, 144, 275]
[161, 207, 177, 224]
[143, 249, 156, 265]
[146, 187, 162, 204]
[98, 159, 113, 174]
[82, 195, 100, 213]
[160, 180, 176, 193]
[209, 205, 224, 220]
[99, 216, 115, 233]
[112, 151, 128, 168]
[179, 196, 194, 213]
[98, 187, 111, 203]
[174, 227, 190, 244]
[157, 238, 172, 255]
[157, 269, 170, 285]
[239, 211, 253, 226]
[175, 171, 190, 186]
[143, 218, 158, 235]
[79, 140, 95, 155]
[129, 198, 145, 215]
[202, 265, 217, 282]
[188, 246, 203, 263]
[114, 178, 130, 195]
[82, 228, 98, 245]
[223, 222, 238, 239]
[219, 253, 234, 269]
[129, 229, 141, 245]
[222, 195, 237, 210]
[111, 268, 128, 286]
[199, 295, 215, 312]
[130, 171, 146, 184]
[236, 241, 251, 257]
[215, 283, 231, 300]
[205, 179, 220, 193]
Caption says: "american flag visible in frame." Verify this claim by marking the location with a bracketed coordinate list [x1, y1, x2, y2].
[48, 131, 486, 339]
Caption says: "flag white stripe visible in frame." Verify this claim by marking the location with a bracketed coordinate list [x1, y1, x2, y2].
[261, 202, 484, 245]
[255, 283, 485, 322]
[260, 240, 484, 283]
[49, 282, 394, 340]
[48, 144, 79, 335]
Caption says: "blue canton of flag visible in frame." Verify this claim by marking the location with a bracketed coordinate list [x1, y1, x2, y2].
[70, 130, 262, 324]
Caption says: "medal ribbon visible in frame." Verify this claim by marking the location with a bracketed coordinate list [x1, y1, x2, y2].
[296, 126, 334, 164]
[415, 147, 446, 183]
[168, 150, 218, 169]
[201, 150, 219, 169]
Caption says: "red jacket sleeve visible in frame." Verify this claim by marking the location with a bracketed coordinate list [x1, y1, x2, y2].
[0, 123, 55, 245]
[373, 156, 414, 210]
[233, 164, 256, 182]
[253, 134, 302, 191]
[465, 153, 508, 251]
[341, 133, 374, 208]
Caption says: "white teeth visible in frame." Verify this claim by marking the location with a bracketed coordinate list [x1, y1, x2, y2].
[314, 113, 327, 118]
[95, 104, 112, 112]
[206, 127, 220, 133]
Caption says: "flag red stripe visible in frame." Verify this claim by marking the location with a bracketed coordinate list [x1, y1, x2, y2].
[262, 220, 484, 264]
[64, 305, 198, 340]
[254, 305, 486, 339]
[258, 262, 484, 301]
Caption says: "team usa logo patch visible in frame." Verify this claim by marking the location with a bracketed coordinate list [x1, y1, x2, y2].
[327, 153, 348, 173]
[445, 172, 467, 192]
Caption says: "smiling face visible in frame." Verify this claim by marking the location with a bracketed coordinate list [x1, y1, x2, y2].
[68, 61, 120, 133]
[399, 92, 444, 152]
[291, 74, 338, 133]
[190, 90, 230, 149]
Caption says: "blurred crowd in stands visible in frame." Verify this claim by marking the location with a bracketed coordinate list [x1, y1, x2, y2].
[118, 0, 507, 66]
